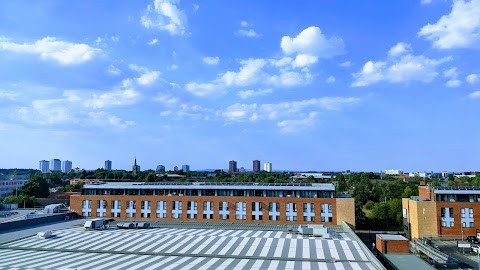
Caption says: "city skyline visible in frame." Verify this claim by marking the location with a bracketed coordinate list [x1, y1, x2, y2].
[0, 1, 479, 172]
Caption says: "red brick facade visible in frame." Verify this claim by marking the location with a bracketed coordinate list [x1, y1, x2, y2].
[375, 235, 409, 254]
[418, 186, 433, 201]
[70, 195, 340, 225]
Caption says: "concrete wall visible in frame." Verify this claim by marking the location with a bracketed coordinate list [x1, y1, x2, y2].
[71, 195, 355, 226]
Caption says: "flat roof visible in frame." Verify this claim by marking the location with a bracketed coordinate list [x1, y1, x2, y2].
[383, 253, 435, 270]
[83, 182, 336, 191]
[0, 222, 382, 270]
[377, 234, 407, 241]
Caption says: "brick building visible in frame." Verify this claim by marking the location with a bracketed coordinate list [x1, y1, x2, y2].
[70, 182, 355, 227]
[403, 186, 480, 239]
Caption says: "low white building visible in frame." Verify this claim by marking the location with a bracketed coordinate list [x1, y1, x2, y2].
[384, 169, 403, 175]
[0, 174, 30, 199]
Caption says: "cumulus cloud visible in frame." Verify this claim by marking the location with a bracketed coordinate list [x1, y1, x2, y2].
[277, 112, 318, 133]
[83, 89, 140, 109]
[326, 76, 336, 84]
[185, 82, 223, 97]
[418, 0, 480, 49]
[148, 38, 158, 45]
[352, 43, 451, 87]
[293, 54, 318, 68]
[237, 89, 273, 99]
[129, 64, 161, 86]
[236, 21, 261, 38]
[468, 91, 480, 99]
[16, 99, 75, 125]
[466, 74, 479, 84]
[141, 0, 188, 36]
[339, 61, 353, 67]
[280, 26, 345, 58]
[388, 42, 412, 57]
[443, 67, 462, 87]
[0, 36, 100, 65]
[86, 111, 134, 129]
[203, 56, 219, 65]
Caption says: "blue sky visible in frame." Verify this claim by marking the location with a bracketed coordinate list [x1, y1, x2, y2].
[0, 0, 479, 172]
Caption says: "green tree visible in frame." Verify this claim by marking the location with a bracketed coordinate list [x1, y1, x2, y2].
[144, 173, 156, 182]
[20, 174, 50, 198]
[336, 174, 347, 193]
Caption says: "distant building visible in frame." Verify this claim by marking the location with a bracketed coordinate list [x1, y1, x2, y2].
[156, 165, 165, 172]
[384, 169, 403, 175]
[239, 167, 246, 173]
[182, 165, 190, 173]
[50, 159, 62, 172]
[132, 158, 140, 176]
[174, 166, 179, 171]
[441, 171, 449, 178]
[39, 160, 50, 173]
[0, 174, 30, 199]
[105, 160, 112, 171]
[253, 160, 260, 173]
[62, 160, 72, 173]
[264, 162, 272, 172]
[229, 160, 237, 174]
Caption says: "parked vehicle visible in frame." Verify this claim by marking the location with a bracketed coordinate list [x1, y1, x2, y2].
[472, 245, 479, 253]
[37, 230, 53, 239]
[467, 236, 480, 244]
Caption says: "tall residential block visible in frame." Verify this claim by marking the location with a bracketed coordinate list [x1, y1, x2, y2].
[229, 160, 237, 174]
[39, 160, 50, 173]
[156, 165, 165, 172]
[62, 160, 72, 173]
[105, 160, 112, 171]
[264, 162, 272, 172]
[182, 165, 190, 173]
[50, 159, 61, 172]
[253, 160, 260, 173]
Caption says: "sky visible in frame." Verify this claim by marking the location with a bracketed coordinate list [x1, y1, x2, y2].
[0, 0, 479, 172]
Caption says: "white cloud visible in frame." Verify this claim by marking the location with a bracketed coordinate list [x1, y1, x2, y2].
[107, 64, 121, 76]
[236, 20, 261, 38]
[326, 76, 336, 84]
[237, 89, 273, 99]
[169, 64, 179, 70]
[339, 61, 352, 67]
[280, 26, 345, 58]
[468, 91, 480, 99]
[421, 0, 433, 4]
[388, 42, 412, 57]
[271, 57, 293, 67]
[236, 29, 261, 38]
[140, 0, 188, 36]
[268, 69, 313, 87]
[185, 82, 223, 97]
[83, 89, 140, 109]
[129, 64, 161, 86]
[193, 4, 199, 11]
[418, 0, 480, 49]
[220, 58, 267, 86]
[0, 90, 19, 101]
[352, 44, 451, 87]
[277, 112, 318, 133]
[154, 93, 179, 106]
[16, 99, 74, 125]
[148, 38, 158, 45]
[203, 56, 220, 65]
[293, 54, 318, 68]
[0, 36, 100, 65]
[446, 79, 462, 87]
[86, 111, 134, 129]
[219, 97, 361, 123]
[466, 74, 479, 84]
[443, 67, 458, 78]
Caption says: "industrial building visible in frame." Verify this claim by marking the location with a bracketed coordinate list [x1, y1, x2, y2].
[0, 221, 384, 269]
[70, 182, 355, 226]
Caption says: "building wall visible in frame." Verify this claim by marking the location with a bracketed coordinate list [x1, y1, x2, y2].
[418, 186, 433, 201]
[335, 198, 355, 228]
[402, 198, 437, 239]
[375, 236, 409, 254]
[71, 195, 354, 226]
[435, 202, 479, 237]
[70, 179, 104, 185]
